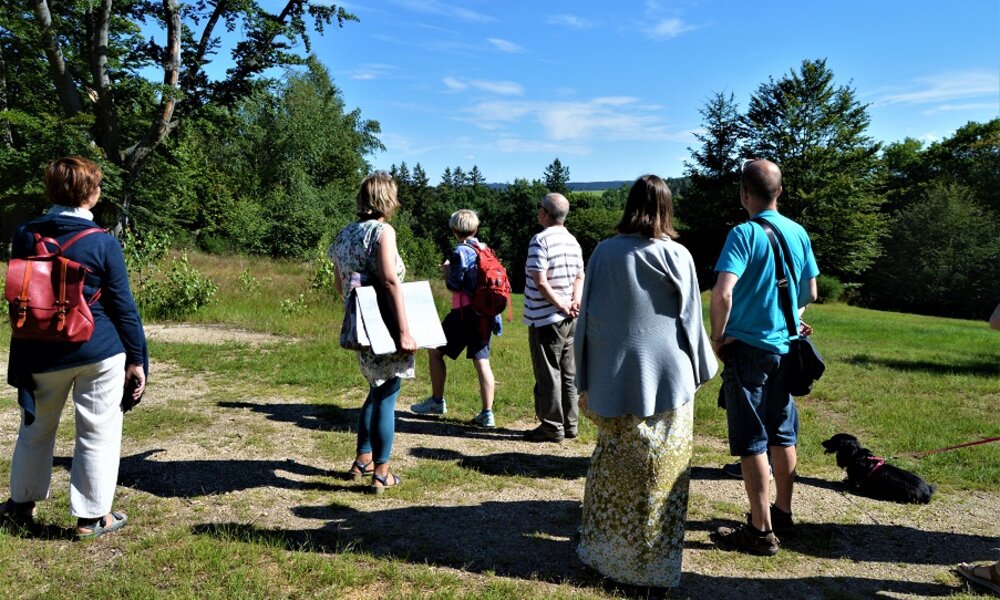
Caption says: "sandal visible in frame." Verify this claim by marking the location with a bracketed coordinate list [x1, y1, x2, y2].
[369, 472, 402, 495]
[0, 498, 36, 529]
[76, 512, 128, 540]
[348, 459, 375, 482]
[957, 561, 1000, 595]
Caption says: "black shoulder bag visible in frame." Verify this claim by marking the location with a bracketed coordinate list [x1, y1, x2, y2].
[752, 217, 825, 396]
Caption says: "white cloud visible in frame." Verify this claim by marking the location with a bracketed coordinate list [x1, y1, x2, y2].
[547, 14, 594, 30]
[443, 77, 524, 96]
[391, 0, 495, 23]
[351, 73, 377, 80]
[460, 97, 691, 143]
[488, 38, 524, 53]
[442, 76, 468, 91]
[875, 71, 998, 106]
[646, 18, 697, 40]
[920, 102, 998, 116]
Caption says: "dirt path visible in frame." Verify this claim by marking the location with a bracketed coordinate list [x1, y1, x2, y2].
[2, 325, 997, 599]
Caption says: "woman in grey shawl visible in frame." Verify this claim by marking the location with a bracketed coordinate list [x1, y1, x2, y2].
[575, 174, 717, 588]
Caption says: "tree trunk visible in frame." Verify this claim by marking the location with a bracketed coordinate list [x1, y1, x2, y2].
[32, 0, 83, 116]
[90, 0, 123, 163]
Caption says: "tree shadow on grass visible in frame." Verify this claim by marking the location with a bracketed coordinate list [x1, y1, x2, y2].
[107, 450, 349, 498]
[192, 500, 966, 598]
[218, 400, 530, 442]
[687, 518, 997, 565]
[846, 354, 999, 377]
[410, 446, 590, 479]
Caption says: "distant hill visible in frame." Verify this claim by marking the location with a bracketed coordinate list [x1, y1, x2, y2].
[487, 177, 690, 194]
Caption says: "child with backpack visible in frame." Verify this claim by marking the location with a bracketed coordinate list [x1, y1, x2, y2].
[410, 209, 507, 428]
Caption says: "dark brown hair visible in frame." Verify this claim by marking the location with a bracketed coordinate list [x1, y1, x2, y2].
[616, 174, 677, 239]
[44, 156, 102, 208]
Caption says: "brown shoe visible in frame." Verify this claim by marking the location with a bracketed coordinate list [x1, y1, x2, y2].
[711, 523, 780, 556]
[524, 426, 563, 443]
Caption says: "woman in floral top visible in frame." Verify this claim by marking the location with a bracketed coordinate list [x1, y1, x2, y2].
[329, 172, 416, 494]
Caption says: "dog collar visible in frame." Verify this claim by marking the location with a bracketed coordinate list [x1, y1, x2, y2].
[867, 456, 886, 476]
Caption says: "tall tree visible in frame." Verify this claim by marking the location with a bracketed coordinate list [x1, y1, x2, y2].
[12, 0, 355, 228]
[678, 91, 745, 288]
[742, 59, 884, 278]
[544, 157, 570, 194]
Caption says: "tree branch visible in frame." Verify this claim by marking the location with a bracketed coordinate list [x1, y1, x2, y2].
[90, 0, 123, 162]
[32, 0, 83, 115]
[125, 0, 181, 177]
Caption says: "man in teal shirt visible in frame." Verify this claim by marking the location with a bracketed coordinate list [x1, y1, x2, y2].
[709, 159, 819, 556]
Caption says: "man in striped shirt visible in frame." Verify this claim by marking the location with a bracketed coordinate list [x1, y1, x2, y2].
[523, 193, 586, 443]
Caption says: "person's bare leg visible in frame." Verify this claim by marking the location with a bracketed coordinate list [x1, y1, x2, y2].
[428, 347, 447, 397]
[742, 453, 772, 531]
[770, 444, 797, 514]
[473, 358, 495, 412]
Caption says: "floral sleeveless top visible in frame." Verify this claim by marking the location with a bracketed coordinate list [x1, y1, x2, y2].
[329, 219, 414, 386]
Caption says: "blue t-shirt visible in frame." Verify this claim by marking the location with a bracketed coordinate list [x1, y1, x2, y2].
[715, 209, 819, 354]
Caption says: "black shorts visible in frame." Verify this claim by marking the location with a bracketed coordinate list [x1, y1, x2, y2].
[439, 306, 491, 360]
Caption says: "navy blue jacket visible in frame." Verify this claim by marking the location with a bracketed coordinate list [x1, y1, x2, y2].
[7, 213, 147, 423]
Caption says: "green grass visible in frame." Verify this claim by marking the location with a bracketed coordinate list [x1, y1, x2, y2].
[1, 251, 998, 598]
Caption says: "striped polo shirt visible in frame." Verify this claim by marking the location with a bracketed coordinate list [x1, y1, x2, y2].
[523, 226, 584, 327]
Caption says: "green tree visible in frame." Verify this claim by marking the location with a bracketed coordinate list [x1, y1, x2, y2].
[742, 59, 884, 278]
[864, 183, 1000, 319]
[678, 91, 745, 288]
[544, 157, 570, 194]
[3, 0, 355, 228]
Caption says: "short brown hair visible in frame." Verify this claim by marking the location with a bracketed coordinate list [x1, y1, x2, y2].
[616, 174, 677, 239]
[356, 172, 399, 219]
[45, 156, 102, 208]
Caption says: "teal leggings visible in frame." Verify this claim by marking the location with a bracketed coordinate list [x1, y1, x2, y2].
[356, 377, 400, 464]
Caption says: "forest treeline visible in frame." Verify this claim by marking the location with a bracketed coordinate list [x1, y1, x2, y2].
[0, 3, 997, 319]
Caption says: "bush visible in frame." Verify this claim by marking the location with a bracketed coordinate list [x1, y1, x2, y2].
[137, 254, 218, 320]
[815, 275, 844, 303]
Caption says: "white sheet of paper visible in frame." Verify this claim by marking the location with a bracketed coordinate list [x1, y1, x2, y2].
[354, 281, 447, 354]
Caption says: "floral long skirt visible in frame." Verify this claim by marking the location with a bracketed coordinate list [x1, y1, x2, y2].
[577, 399, 694, 588]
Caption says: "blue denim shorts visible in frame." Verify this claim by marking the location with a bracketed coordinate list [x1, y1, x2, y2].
[720, 341, 798, 456]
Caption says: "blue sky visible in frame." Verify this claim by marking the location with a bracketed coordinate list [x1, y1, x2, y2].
[293, 1, 998, 183]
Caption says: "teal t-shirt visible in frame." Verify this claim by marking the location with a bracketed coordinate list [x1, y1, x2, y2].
[714, 209, 820, 354]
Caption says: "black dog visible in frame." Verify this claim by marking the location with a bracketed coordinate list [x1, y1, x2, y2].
[821, 433, 935, 504]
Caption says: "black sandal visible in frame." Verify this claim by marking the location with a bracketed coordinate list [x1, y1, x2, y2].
[369, 472, 402, 495]
[348, 459, 375, 482]
[0, 498, 37, 530]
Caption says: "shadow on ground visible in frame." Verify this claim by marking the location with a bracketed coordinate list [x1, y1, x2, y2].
[410, 446, 590, 479]
[218, 399, 534, 441]
[191, 498, 976, 598]
[846, 354, 999, 377]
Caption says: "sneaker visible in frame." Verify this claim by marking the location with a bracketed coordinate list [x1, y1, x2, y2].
[471, 410, 495, 428]
[410, 397, 446, 415]
[722, 460, 774, 480]
[524, 425, 563, 443]
[744, 505, 796, 537]
[710, 523, 780, 556]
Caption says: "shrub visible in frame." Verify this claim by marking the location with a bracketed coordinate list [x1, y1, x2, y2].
[138, 254, 218, 320]
[815, 275, 844, 303]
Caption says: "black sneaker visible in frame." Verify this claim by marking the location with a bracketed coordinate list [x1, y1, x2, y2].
[711, 523, 780, 556]
[744, 505, 796, 538]
[524, 426, 563, 443]
[722, 460, 773, 480]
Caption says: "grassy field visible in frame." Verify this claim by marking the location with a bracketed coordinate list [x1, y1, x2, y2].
[0, 251, 998, 599]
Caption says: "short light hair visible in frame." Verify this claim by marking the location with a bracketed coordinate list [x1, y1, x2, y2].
[541, 193, 569, 223]
[449, 209, 480, 236]
[45, 156, 102, 208]
[356, 172, 399, 219]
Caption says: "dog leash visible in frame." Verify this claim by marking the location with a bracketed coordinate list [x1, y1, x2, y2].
[900, 435, 1000, 458]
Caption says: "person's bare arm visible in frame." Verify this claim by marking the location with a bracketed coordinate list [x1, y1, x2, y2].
[710, 272, 739, 358]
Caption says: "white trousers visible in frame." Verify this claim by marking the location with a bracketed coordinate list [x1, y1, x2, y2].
[10, 353, 125, 518]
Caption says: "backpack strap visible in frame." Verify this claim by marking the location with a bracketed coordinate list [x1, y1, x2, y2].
[30, 227, 106, 256]
[752, 217, 798, 339]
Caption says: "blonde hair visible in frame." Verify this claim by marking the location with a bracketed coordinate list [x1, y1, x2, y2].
[449, 209, 480, 236]
[45, 156, 102, 208]
[356, 172, 399, 219]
